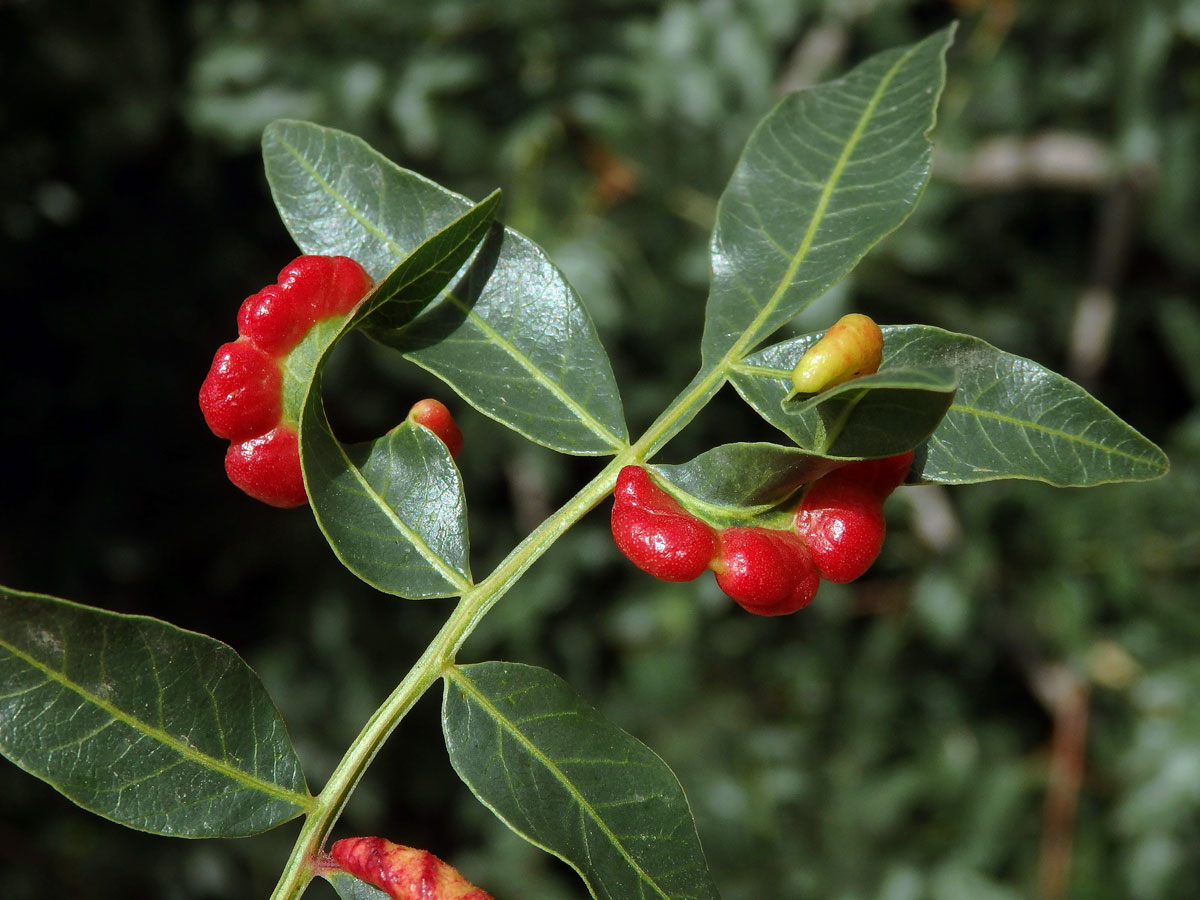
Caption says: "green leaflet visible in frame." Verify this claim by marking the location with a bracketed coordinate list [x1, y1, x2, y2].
[303, 414, 472, 598]
[285, 192, 497, 598]
[0, 587, 310, 837]
[264, 120, 629, 455]
[736, 325, 1169, 485]
[443, 662, 720, 900]
[701, 26, 954, 363]
[639, 26, 954, 457]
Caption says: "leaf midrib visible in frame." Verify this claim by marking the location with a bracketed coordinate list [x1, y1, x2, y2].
[320, 413, 474, 594]
[717, 40, 924, 368]
[273, 129, 408, 260]
[639, 41, 926, 459]
[433, 291, 628, 451]
[946, 403, 1165, 467]
[0, 634, 312, 811]
[447, 669, 677, 900]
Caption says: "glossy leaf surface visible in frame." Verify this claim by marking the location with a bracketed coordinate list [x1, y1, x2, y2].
[736, 325, 1169, 485]
[731, 354, 958, 457]
[443, 662, 719, 900]
[353, 190, 502, 332]
[384, 232, 630, 455]
[654, 443, 844, 513]
[0, 587, 309, 837]
[264, 120, 628, 455]
[303, 415, 472, 598]
[701, 26, 953, 364]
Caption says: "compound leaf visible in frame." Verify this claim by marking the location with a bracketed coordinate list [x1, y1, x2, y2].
[443, 662, 719, 900]
[0, 587, 310, 837]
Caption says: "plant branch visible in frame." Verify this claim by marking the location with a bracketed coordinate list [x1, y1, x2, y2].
[269, 341, 747, 899]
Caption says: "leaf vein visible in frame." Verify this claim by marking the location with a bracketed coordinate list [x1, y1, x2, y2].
[436, 291, 628, 452]
[450, 672, 675, 900]
[0, 634, 312, 811]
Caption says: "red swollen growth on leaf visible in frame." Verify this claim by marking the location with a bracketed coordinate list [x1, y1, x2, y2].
[238, 256, 374, 355]
[198, 340, 283, 441]
[224, 425, 307, 509]
[713, 527, 820, 616]
[322, 255, 377, 318]
[236, 285, 311, 357]
[276, 255, 375, 325]
[271, 256, 328, 327]
[611, 466, 717, 582]
[793, 476, 886, 583]
[408, 398, 464, 459]
[204, 254, 375, 507]
[330, 837, 494, 900]
[835, 450, 915, 497]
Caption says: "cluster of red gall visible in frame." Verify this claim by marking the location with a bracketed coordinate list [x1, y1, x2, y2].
[610, 311, 909, 614]
[199, 255, 463, 508]
[610, 452, 913, 616]
[198, 255, 375, 507]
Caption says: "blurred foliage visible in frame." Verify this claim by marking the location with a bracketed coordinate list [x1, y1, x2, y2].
[2, 1, 1199, 899]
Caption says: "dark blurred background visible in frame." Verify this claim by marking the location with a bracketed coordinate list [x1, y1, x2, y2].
[2, 1, 1199, 898]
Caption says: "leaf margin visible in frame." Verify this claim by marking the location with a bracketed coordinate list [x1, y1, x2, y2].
[292, 196, 499, 599]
